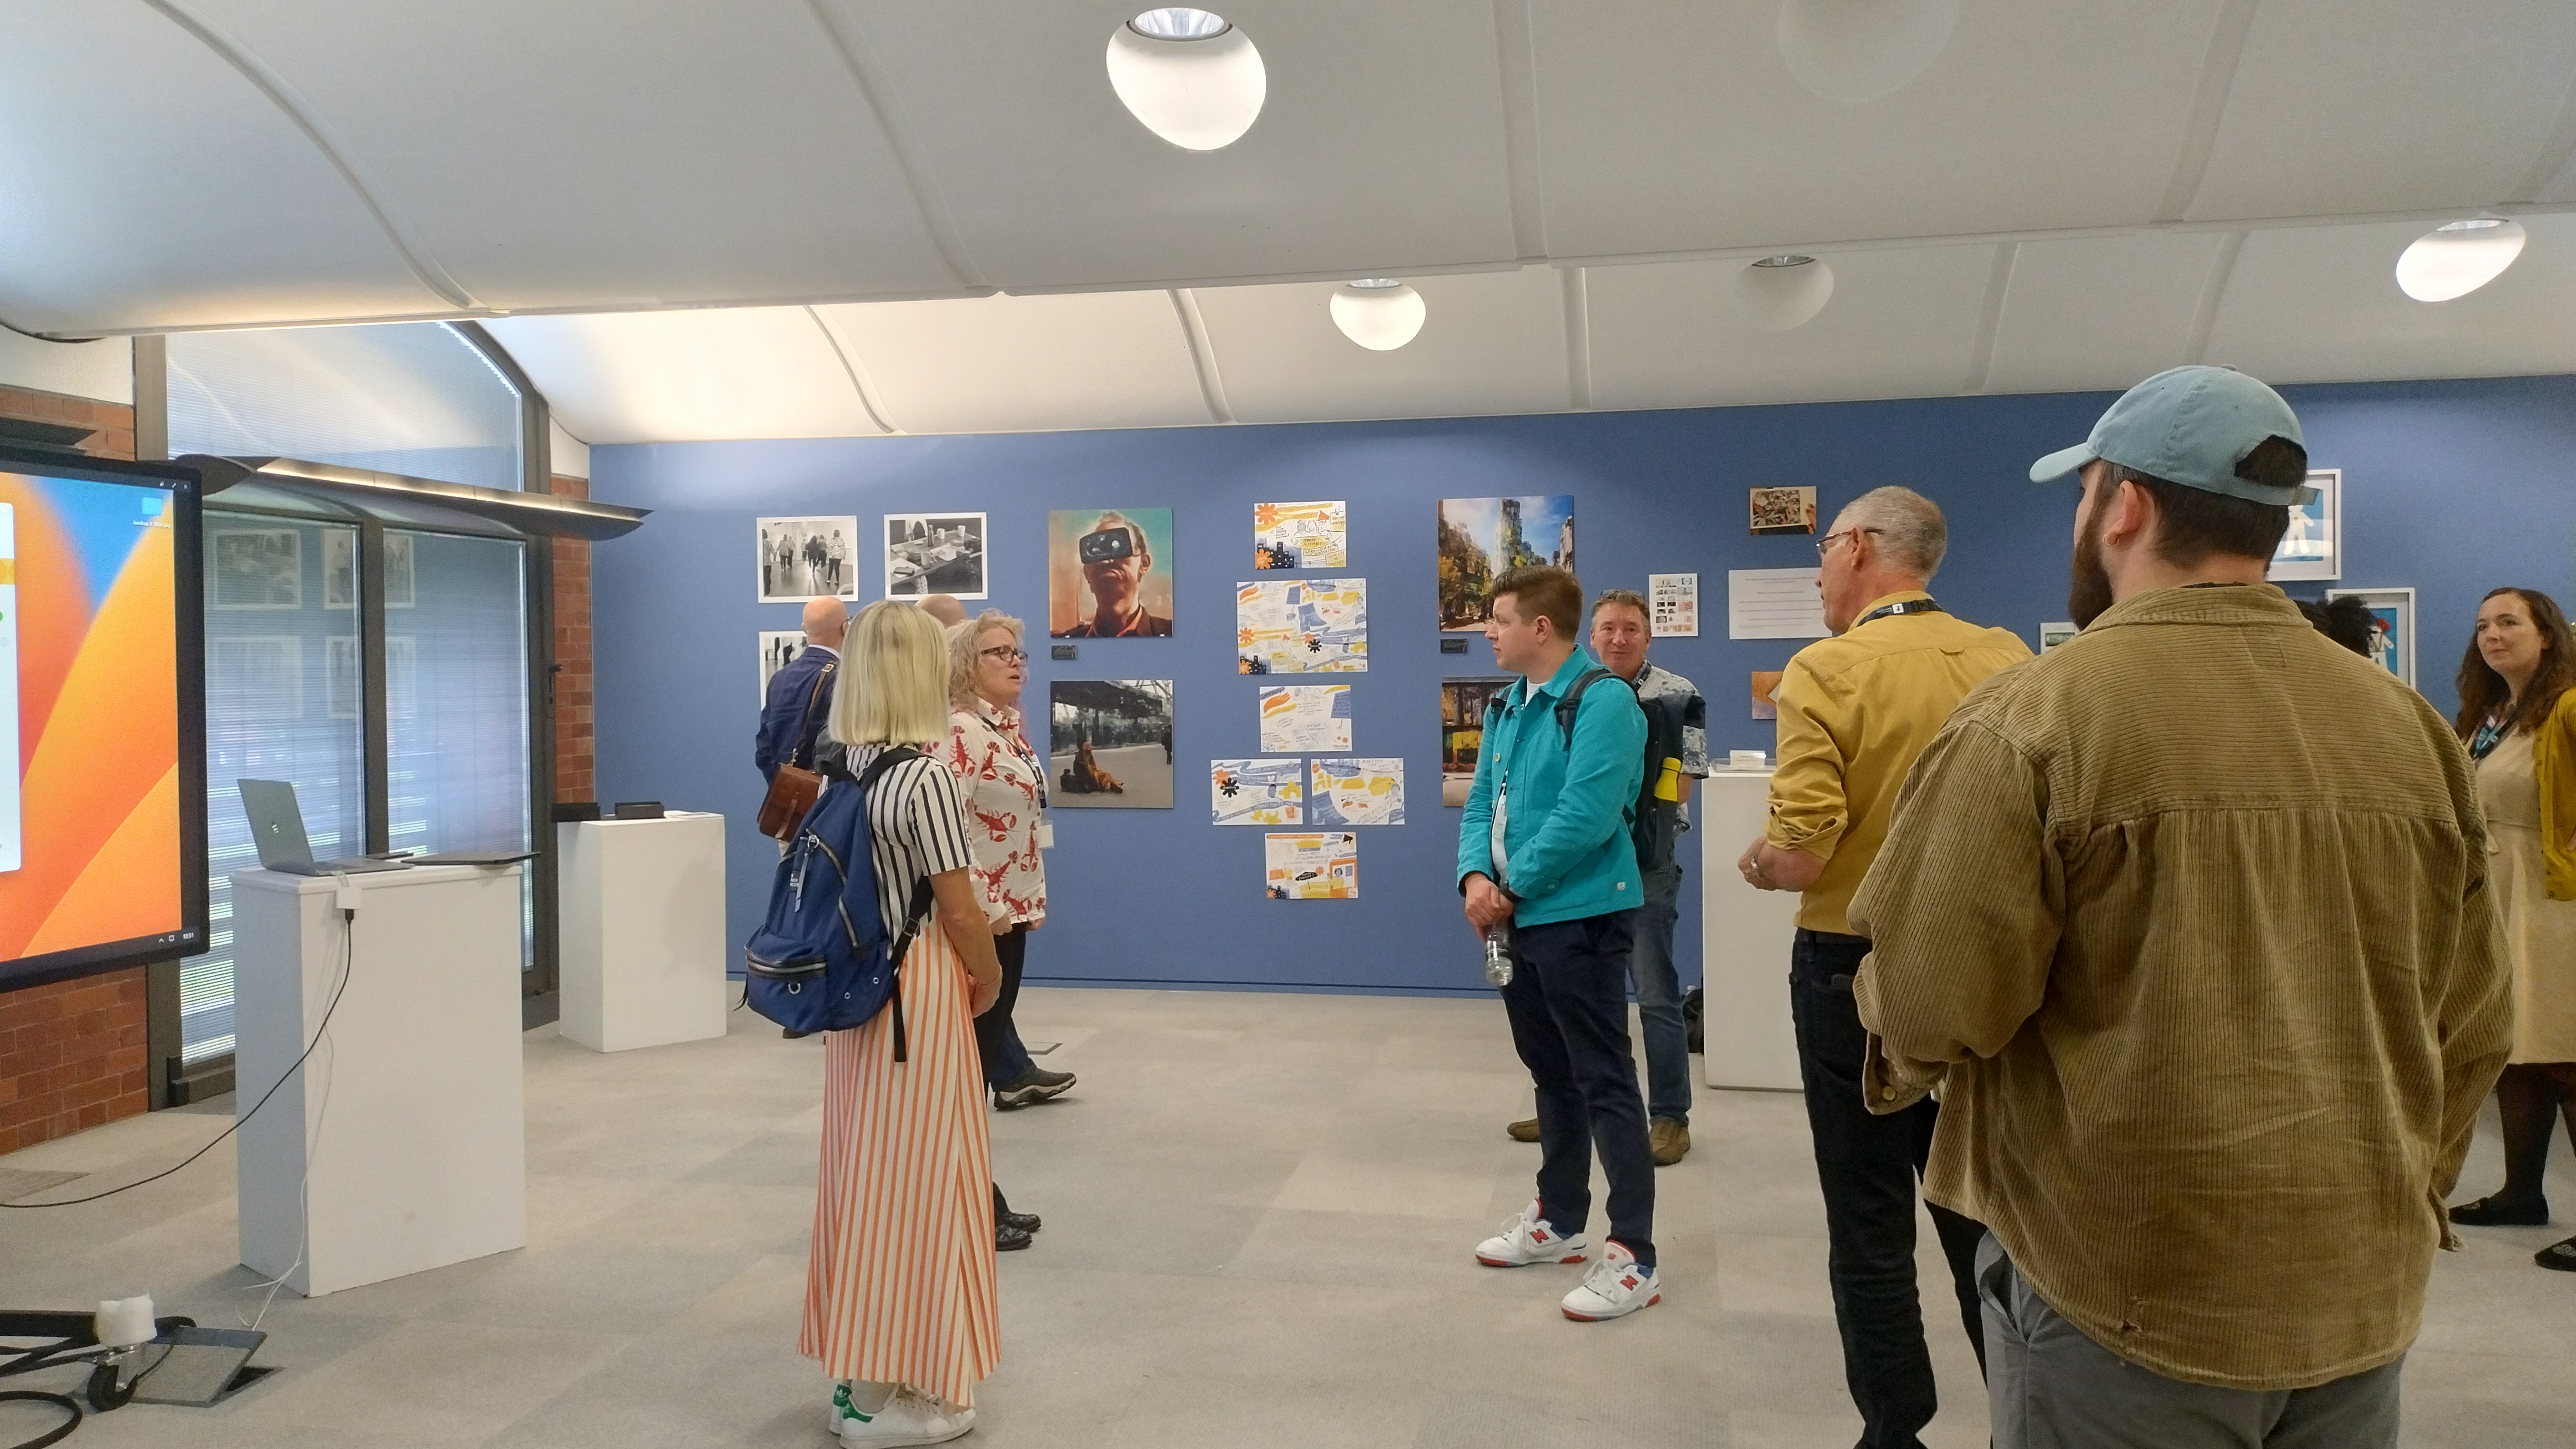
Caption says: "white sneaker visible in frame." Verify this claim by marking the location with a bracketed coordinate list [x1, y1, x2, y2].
[1475, 1199, 1588, 1267]
[833, 1383, 976, 1446]
[1560, 1240, 1661, 1321]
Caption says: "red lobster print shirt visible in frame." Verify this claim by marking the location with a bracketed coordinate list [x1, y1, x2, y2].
[944, 697, 1048, 927]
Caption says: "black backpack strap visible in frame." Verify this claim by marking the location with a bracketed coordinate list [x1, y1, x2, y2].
[1554, 667, 1625, 748]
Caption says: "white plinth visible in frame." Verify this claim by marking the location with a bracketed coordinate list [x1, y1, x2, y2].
[233, 864, 528, 1297]
[1699, 769, 1805, 1090]
[556, 812, 728, 1053]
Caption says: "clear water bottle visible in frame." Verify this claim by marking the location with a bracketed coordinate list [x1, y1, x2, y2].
[1482, 925, 1513, 988]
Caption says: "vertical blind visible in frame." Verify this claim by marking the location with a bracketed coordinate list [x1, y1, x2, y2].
[170, 322, 536, 1063]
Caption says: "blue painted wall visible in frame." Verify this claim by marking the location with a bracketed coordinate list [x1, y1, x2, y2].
[588, 375, 2576, 995]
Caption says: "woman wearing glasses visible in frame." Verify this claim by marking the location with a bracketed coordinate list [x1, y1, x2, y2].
[944, 612, 1076, 1240]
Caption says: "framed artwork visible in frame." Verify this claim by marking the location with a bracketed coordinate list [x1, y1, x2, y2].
[1254, 501, 1346, 570]
[1438, 496, 1573, 631]
[757, 516, 861, 603]
[1049, 509, 1175, 637]
[757, 631, 805, 703]
[209, 637, 300, 717]
[2268, 470, 2340, 583]
[884, 512, 987, 600]
[2326, 587, 2416, 688]
[1235, 578, 1366, 673]
[1440, 676, 1516, 806]
[1749, 486, 1818, 536]
[1048, 679, 1174, 808]
[210, 529, 300, 610]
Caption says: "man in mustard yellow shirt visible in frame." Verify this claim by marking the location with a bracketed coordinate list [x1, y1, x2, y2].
[1738, 485, 2030, 1449]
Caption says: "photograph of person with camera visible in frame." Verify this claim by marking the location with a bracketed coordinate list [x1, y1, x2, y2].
[1049, 508, 1175, 638]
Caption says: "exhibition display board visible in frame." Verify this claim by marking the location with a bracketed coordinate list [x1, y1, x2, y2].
[557, 812, 728, 1053]
[1698, 768, 1802, 1091]
[233, 864, 527, 1297]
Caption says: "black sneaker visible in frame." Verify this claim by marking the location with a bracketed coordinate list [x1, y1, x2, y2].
[994, 1066, 1076, 1110]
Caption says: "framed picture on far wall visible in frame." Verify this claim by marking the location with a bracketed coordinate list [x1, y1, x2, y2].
[2268, 470, 2340, 583]
[757, 516, 861, 603]
[884, 512, 988, 601]
[2326, 587, 2416, 688]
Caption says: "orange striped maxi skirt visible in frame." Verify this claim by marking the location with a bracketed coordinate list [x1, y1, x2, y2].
[798, 924, 999, 1407]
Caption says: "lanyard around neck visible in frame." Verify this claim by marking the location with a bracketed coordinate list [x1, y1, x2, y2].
[1855, 597, 1941, 628]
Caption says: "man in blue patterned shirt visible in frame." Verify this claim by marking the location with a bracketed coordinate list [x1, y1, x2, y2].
[1507, 588, 1709, 1164]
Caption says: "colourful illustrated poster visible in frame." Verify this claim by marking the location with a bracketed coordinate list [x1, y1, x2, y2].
[1235, 577, 1367, 673]
[1211, 758, 1303, 826]
[1258, 684, 1351, 753]
[1254, 500, 1346, 570]
[1266, 832, 1357, 899]
[1309, 758, 1404, 828]
[1438, 496, 1573, 630]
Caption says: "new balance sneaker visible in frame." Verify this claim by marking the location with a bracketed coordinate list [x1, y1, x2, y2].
[1561, 1241, 1661, 1321]
[833, 1382, 975, 1446]
[994, 1066, 1075, 1110]
[1475, 1199, 1588, 1267]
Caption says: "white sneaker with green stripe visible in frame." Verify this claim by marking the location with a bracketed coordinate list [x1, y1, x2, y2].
[831, 1381, 976, 1446]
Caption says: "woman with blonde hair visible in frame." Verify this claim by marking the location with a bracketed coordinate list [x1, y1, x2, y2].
[803, 601, 1004, 1443]
[2448, 586, 2576, 1275]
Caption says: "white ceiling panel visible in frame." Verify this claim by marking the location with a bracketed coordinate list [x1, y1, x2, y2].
[1982, 233, 2229, 396]
[1193, 268, 1572, 425]
[836, 0, 1521, 288]
[2203, 216, 2576, 385]
[1586, 246, 2001, 411]
[1531, 0, 2226, 258]
[0, 0, 445, 334]
[178, 0, 959, 311]
[2187, 0, 2576, 222]
[820, 291, 1210, 435]
[484, 309, 886, 444]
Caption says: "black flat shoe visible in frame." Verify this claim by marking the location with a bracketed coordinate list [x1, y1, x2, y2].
[999, 1208, 1041, 1235]
[2451, 1193, 2550, 1227]
[2537, 1236, 2576, 1272]
[994, 1068, 1076, 1110]
[998, 1222, 1034, 1252]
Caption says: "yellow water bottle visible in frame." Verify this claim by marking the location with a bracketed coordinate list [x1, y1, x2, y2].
[1654, 756, 1682, 802]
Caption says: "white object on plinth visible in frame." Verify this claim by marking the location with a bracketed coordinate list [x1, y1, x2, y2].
[1699, 769, 1804, 1090]
[556, 812, 728, 1053]
[233, 864, 527, 1297]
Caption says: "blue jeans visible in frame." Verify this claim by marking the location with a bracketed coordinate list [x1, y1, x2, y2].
[1629, 862, 1690, 1125]
[1500, 909, 1656, 1266]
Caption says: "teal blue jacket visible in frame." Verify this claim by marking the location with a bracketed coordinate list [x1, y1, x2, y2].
[1455, 648, 1648, 928]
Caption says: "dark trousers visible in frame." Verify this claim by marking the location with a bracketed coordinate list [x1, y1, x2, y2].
[1500, 909, 1656, 1266]
[975, 924, 1037, 1090]
[1791, 928, 1988, 1449]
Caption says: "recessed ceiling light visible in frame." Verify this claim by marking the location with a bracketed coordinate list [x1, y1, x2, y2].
[2395, 218, 2527, 302]
[1331, 279, 1426, 351]
[1737, 255, 1835, 331]
[1777, 0, 1961, 104]
[1106, 8, 1266, 152]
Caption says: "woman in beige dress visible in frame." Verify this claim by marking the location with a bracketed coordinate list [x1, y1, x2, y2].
[2447, 586, 2576, 1273]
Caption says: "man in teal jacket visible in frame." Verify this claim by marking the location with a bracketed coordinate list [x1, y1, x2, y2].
[1457, 565, 1661, 1322]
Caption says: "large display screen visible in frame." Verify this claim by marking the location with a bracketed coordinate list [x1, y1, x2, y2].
[0, 446, 205, 990]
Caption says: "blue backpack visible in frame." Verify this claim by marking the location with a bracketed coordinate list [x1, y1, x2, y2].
[743, 746, 937, 1055]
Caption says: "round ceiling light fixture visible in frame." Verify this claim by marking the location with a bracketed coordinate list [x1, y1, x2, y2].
[1106, 8, 1267, 151]
[1777, 0, 1961, 103]
[1735, 255, 1835, 331]
[2394, 218, 2527, 302]
[1330, 279, 1427, 351]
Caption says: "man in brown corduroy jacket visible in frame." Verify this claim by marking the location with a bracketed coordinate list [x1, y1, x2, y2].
[1852, 367, 2513, 1447]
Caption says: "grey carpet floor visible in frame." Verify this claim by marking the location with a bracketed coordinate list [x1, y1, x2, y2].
[0, 987, 2567, 1447]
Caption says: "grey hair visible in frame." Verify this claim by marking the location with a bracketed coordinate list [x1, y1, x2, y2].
[947, 608, 1027, 703]
[1835, 486, 1947, 579]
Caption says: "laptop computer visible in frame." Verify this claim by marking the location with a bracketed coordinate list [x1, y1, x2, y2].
[238, 779, 410, 876]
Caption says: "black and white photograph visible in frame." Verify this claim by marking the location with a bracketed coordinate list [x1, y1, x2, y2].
[208, 637, 300, 718]
[323, 531, 415, 608]
[2268, 469, 2341, 583]
[757, 516, 861, 603]
[326, 635, 417, 719]
[1049, 679, 1174, 809]
[884, 512, 988, 600]
[210, 529, 301, 610]
[757, 630, 807, 704]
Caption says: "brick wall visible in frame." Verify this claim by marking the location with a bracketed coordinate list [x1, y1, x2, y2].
[0, 382, 148, 1153]
[550, 474, 594, 802]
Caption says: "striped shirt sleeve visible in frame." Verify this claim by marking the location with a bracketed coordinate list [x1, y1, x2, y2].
[892, 756, 977, 882]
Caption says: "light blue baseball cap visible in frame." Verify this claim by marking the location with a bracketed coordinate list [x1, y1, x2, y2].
[2029, 365, 2314, 506]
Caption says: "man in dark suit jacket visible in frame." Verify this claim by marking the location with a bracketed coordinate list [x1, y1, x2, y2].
[757, 597, 848, 782]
